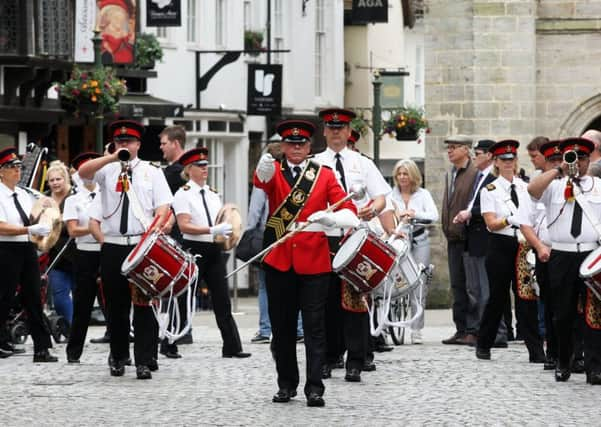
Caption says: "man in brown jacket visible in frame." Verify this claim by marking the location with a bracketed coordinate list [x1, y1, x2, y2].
[441, 135, 478, 345]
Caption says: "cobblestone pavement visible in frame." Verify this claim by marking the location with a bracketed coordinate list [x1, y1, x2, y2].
[1, 298, 599, 426]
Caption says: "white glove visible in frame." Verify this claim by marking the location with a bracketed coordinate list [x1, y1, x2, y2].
[256, 153, 275, 183]
[506, 215, 520, 227]
[330, 209, 360, 228]
[210, 223, 233, 237]
[308, 210, 336, 227]
[28, 223, 51, 237]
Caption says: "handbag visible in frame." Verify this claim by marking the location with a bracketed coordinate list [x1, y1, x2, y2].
[235, 226, 264, 262]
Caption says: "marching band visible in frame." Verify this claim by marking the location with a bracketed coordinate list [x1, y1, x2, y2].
[1, 115, 601, 406]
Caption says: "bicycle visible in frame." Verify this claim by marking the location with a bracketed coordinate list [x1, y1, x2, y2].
[378, 218, 434, 345]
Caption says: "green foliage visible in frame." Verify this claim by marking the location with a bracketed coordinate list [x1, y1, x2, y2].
[383, 105, 430, 138]
[244, 30, 264, 56]
[56, 66, 127, 116]
[134, 33, 164, 68]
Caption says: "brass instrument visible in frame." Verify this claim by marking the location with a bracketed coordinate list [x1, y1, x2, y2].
[563, 149, 579, 178]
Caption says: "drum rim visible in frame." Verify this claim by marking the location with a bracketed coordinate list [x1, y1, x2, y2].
[332, 228, 369, 271]
[580, 248, 601, 277]
[121, 232, 161, 274]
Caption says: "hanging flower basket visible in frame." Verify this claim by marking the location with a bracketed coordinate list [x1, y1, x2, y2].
[244, 30, 264, 57]
[384, 106, 429, 141]
[55, 66, 127, 118]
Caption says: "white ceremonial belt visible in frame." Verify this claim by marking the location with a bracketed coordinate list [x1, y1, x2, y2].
[325, 228, 348, 237]
[289, 222, 327, 233]
[0, 236, 29, 243]
[551, 241, 599, 253]
[103, 235, 143, 246]
[183, 234, 214, 243]
[77, 242, 101, 251]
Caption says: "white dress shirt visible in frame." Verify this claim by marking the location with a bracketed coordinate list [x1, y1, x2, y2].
[90, 158, 173, 236]
[537, 175, 601, 244]
[63, 185, 101, 250]
[0, 182, 34, 242]
[481, 175, 529, 237]
[172, 180, 223, 242]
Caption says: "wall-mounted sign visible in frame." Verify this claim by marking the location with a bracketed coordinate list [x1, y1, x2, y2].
[147, 0, 181, 27]
[351, 0, 388, 23]
[247, 64, 282, 116]
[75, 0, 96, 62]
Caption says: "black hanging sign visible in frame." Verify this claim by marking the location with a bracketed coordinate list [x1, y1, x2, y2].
[247, 64, 282, 116]
[146, 0, 181, 27]
[352, 0, 389, 23]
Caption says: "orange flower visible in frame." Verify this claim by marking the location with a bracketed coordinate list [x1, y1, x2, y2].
[90, 80, 98, 88]
[81, 83, 88, 89]
[95, 88, 101, 94]
[91, 96, 97, 102]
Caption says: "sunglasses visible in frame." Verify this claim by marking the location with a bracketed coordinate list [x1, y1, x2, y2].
[2, 163, 23, 170]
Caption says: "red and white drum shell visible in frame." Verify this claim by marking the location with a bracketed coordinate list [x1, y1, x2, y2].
[121, 233, 197, 299]
[373, 238, 421, 300]
[579, 247, 601, 300]
[332, 228, 398, 294]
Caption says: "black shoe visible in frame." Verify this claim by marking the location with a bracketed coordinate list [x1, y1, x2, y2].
[476, 347, 491, 360]
[306, 392, 325, 407]
[362, 361, 376, 372]
[375, 344, 394, 352]
[544, 357, 557, 371]
[33, 350, 58, 363]
[110, 364, 125, 377]
[344, 368, 361, 382]
[272, 388, 297, 403]
[1, 342, 25, 354]
[0, 347, 13, 359]
[175, 333, 193, 345]
[108, 353, 132, 367]
[332, 356, 344, 369]
[589, 371, 601, 385]
[148, 358, 159, 372]
[222, 351, 251, 358]
[442, 332, 464, 345]
[67, 356, 80, 364]
[571, 358, 585, 374]
[136, 365, 152, 380]
[321, 365, 332, 379]
[555, 366, 571, 382]
[492, 340, 508, 348]
[159, 345, 182, 359]
[90, 334, 110, 344]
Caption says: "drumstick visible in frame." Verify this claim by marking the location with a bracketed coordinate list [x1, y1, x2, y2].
[226, 185, 366, 279]
[44, 236, 74, 276]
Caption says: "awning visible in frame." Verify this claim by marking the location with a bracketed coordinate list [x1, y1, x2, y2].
[118, 93, 184, 119]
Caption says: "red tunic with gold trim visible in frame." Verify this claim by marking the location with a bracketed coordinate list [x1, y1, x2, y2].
[254, 162, 356, 275]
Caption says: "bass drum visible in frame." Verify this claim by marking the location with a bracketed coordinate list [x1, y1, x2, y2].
[29, 195, 62, 253]
[214, 203, 242, 251]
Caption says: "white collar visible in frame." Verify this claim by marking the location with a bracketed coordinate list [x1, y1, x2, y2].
[287, 160, 307, 171]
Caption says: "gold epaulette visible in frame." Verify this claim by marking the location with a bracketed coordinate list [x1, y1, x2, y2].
[181, 184, 191, 191]
[486, 184, 496, 191]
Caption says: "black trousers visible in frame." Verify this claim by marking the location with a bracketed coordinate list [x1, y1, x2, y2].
[535, 256, 557, 359]
[0, 242, 51, 352]
[66, 249, 101, 360]
[265, 265, 329, 397]
[448, 240, 473, 334]
[548, 249, 601, 373]
[100, 243, 157, 366]
[183, 240, 242, 355]
[477, 234, 543, 358]
[324, 237, 345, 364]
[344, 310, 369, 370]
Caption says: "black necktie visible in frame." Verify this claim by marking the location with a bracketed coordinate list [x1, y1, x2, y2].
[90, 192, 96, 200]
[200, 189, 213, 227]
[510, 183, 519, 208]
[335, 153, 347, 192]
[570, 179, 582, 237]
[120, 171, 131, 235]
[12, 193, 30, 226]
[293, 166, 301, 179]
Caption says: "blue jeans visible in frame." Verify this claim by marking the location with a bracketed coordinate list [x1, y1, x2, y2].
[258, 267, 303, 337]
[48, 269, 75, 325]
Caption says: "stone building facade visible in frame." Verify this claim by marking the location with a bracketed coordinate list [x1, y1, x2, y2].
[423, 1, 601, 305]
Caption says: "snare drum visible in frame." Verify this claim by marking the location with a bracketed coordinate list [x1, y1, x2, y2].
[332, 228, 397, 294]
[579, 246, 601, 300]
[121, 232, 197, 299]
[373, 238, 422, 300]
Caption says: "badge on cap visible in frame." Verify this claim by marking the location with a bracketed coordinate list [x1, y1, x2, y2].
[292, 128, 300, 136]
[120, 126, 127, 135]
[574, 144, 580, 152]
[332, 112, 339, 121]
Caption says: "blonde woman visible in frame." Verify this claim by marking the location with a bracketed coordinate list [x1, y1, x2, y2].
[45, 160, 76, 331]
[388, 159, 438, 344]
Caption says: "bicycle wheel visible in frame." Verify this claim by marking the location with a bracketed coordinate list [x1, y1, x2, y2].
[388, 295, 409, 345]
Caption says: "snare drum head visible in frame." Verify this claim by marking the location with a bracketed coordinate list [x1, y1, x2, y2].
[389, 238, 408, 257]
[332, 228, 368, 270]
[121, 233, 157, 273]
[580, 247, 601, 278]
